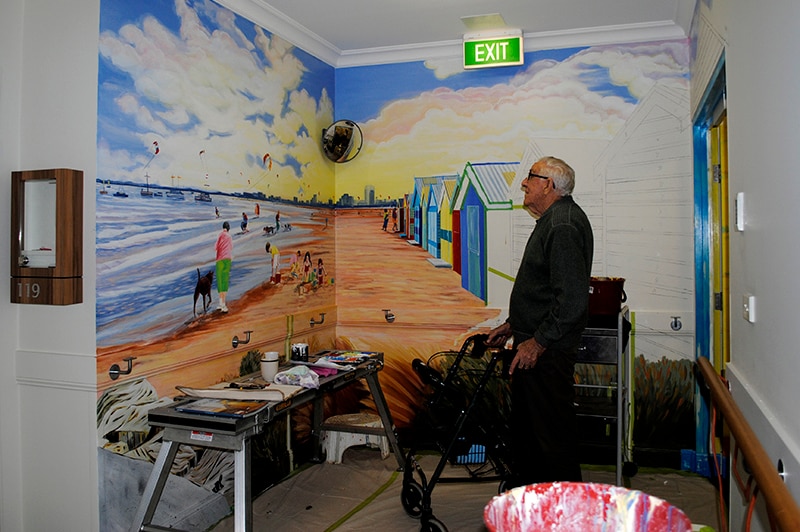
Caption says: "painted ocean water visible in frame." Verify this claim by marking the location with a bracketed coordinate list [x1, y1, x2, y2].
[96, 185, 329, 347]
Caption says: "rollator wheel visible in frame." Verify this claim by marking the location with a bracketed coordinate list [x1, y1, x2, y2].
[401, 480, 424, 518]
[623, 461, 639, 478]
[420, 516, 448, 532]
[497, 479, 509, 495]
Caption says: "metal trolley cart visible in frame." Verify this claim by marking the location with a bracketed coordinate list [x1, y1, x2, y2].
[401, 334, 513, 532]
[574, 305, 635, 485]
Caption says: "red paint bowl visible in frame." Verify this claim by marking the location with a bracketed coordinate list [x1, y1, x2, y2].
[484, 482, 693, 532]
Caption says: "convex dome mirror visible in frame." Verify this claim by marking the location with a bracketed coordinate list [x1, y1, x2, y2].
[322, 120, 363, 163]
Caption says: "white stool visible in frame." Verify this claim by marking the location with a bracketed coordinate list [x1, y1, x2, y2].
[320, 412, 390, 463]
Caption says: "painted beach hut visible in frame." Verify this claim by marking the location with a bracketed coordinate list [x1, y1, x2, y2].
[411, 174, 457, 251]
[592, 83, 694, 362]
[423, 175, 459, 260]
[397, 195, 407, 237]
[402, 192, 413, 241]
[409, 177, 426, 246]
[426, 179, 444, 258]
[452, 162, 516, 303]
[439, 178, 459, 266]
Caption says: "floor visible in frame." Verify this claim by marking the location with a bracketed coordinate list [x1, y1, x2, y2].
[210, 447, 722, 531]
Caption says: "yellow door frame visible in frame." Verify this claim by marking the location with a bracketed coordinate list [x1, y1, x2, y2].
[709, 113, 731, 371]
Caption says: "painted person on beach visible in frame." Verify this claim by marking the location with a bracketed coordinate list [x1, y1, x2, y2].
[289, 250, 302, 279]
[296, 251, 314, 295]
[391, 207, 398, 232]
[303, 251, 313, 282]
[265, 242, 280, 283]
[275, 210, 281, 232]
[316, 258, 326, 287]
[214, 221, 233, 313]
[241, 212, 249, 233]
[382, 209, 389, 231]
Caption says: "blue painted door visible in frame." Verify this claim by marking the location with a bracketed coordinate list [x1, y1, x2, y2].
[466, 204, 483, 299]
[427, 207, 439, 258]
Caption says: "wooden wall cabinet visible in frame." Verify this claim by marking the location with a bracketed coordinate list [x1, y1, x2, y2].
[10, 168, 83, 305]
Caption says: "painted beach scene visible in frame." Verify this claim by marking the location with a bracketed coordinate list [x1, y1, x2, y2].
[96, 189, 332, 347]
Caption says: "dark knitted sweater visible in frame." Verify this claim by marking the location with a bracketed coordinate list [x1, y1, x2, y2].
[508, 195, 594, 352]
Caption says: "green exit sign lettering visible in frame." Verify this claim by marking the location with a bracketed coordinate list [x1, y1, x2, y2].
[463, 35, 523, 69]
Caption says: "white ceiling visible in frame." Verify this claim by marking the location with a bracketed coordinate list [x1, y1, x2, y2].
[220, 0, 695, 66]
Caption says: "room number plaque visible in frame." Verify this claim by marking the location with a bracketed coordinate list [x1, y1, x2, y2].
[10, 168, 83, 305]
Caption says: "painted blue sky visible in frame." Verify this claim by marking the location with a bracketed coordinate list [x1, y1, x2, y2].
[335, 47, 606, 123]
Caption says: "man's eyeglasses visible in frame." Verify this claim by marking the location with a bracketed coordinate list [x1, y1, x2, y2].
[527, 171, 551, 181]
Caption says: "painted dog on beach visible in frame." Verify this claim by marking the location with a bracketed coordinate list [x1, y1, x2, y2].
[193, 268, 214, 317]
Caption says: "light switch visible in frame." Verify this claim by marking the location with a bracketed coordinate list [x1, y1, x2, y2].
[735, 192, 745, 231]
[743, 294, 756, 323]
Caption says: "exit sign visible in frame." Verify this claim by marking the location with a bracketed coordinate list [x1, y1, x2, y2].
[463, 35, 523, 69]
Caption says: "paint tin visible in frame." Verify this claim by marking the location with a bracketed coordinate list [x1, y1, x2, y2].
[588, 277, 626, 316]
[260, 351, 280, 382]
[291, 343, 309, 362]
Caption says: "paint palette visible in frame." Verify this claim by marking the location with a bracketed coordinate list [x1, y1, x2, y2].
[484, 482, 693, 532]
[323, 353, 370, 364]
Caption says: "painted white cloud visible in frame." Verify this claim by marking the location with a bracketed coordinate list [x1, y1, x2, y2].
[423, 56, 464, 80]
[97, 0, 332, 199]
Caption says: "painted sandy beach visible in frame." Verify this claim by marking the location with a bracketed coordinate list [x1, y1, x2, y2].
[95, 189, 334, 345]
[97, 207, 502, 412]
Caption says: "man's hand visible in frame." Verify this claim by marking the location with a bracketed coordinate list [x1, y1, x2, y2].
[486, 322, 512, 346]
[509, 337, 546, 375]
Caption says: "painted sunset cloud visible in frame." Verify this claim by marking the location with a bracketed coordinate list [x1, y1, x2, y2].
[336, 40, 689, 200]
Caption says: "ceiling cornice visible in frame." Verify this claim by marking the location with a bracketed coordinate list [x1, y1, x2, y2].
[339, 21, 688, 68]
[215, 0, 342, 66]
[215, 0, 687, 69]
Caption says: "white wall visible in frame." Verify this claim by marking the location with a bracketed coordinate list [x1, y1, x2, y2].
[0, 1, 26, 529]
[722, 0, 800, 528]
[0, 0, 101, 530]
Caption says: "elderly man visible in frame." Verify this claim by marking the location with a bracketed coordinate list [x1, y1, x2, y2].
[487, 156, 594, 486]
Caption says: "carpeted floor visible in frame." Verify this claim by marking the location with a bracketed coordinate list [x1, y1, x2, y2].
[209, 447, 722, 531]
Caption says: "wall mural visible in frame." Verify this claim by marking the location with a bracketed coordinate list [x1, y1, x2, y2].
[333, 38, 695, 457]
[96, 0, 336, 347]
[95, 2, 339, 524]
[95, 0, 696, 527]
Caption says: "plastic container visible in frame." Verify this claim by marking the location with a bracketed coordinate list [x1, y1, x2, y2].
[589, 277, 626, 316]
[260, 351, 280, 382]
[454, 442, 486, 465]
[484, 482, 693, 532]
